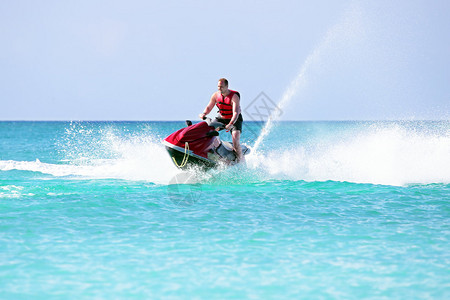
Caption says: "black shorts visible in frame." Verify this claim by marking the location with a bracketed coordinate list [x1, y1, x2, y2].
[215, 114, 243, 132]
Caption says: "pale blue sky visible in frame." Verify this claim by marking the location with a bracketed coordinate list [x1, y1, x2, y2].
[0, 0, 448, 120]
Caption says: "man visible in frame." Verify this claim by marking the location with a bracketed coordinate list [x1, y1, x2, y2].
[199, 78, 244, 162]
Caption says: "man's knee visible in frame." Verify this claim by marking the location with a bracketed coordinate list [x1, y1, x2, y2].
[232, 133, 241, 144]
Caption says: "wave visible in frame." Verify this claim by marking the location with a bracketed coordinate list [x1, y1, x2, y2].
[1, 122, 449, 186]
[0, 124, 179, 184]
[247, 123, 450, 186]
[0, 157, 176, 184]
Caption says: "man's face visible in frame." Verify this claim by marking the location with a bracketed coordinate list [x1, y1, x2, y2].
[218, 81, 228, 95]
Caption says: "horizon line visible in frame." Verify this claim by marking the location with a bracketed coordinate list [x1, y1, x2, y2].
[0, 119, 448, 122]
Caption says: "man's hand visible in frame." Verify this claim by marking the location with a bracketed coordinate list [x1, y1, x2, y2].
[199, 113, 206, 120]
[225, 123, 233, 132]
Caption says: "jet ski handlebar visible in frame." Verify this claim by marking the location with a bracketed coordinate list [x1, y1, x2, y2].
[187, 117, 225, 130]
[204, 117, 226, 130]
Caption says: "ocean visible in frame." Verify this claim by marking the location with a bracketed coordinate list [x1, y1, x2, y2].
[0, 120, 449, 299]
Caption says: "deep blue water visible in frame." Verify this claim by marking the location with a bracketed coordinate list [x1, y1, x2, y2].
[0, 121, 449, 299]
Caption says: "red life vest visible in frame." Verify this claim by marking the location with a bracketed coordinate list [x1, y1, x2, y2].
[216, 89, 239, 119]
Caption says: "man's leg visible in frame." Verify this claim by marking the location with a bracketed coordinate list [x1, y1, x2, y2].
[231, 130, 243, 162]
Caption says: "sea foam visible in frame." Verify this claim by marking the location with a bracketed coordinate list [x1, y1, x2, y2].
[0, 125, 179, 184]
[1, 122, 448, 186]
[247, 123, 450, 186]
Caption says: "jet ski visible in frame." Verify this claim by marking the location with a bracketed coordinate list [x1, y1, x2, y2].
[163, 118, 250, 170]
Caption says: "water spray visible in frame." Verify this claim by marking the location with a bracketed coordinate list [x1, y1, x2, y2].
[252, 3, 363, 153]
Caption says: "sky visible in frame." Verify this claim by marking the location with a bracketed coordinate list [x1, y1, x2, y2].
[0, 0, 449, 121]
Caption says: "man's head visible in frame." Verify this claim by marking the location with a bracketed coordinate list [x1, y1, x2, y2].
[218, 78, 229, 95]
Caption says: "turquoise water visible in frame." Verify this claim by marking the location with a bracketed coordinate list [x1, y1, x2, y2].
[1, 121, 449, 299]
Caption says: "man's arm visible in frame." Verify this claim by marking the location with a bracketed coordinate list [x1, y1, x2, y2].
[199, 92, 217, 119]
[227, 94, 241, 125]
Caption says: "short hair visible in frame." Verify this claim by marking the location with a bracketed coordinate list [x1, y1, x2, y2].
[218, 78, 228, 86]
